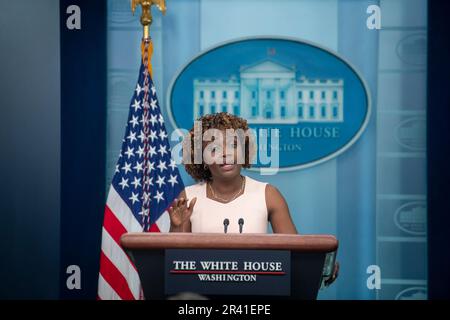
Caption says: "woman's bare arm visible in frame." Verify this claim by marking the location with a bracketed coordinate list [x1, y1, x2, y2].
[265, 184, 298, 234]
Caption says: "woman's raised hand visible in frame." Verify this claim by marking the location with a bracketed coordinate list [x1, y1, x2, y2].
[168, 197, 197, 232]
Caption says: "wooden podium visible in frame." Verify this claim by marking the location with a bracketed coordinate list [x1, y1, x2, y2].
[121, 233, 338, 300]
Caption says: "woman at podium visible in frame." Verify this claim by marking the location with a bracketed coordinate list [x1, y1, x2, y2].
[168, 112, 297, 235]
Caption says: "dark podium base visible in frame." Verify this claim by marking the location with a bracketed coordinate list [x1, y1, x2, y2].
[121, 233, 338, 300]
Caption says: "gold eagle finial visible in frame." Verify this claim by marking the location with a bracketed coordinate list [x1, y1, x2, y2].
[131, 0, 166, 39]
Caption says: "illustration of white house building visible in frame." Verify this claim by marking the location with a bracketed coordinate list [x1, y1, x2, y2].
[193, 60, 344, 123]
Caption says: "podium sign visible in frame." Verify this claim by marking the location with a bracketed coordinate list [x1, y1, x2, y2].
[165, 249, 291, 296]
[121, 233, 338, 299]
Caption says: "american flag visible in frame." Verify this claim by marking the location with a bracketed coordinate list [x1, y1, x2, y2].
[98, 44, 184, 300]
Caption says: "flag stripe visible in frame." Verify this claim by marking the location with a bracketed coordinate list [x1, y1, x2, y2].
[102, 207, 138, 272]
[155, 211, 170, 233]
[98, 273, 121, 300]
[100, 227, 140, 299]
[103, 204, 129, 245]
[149, 223, 160, 232]
[100, 251, 135, 300]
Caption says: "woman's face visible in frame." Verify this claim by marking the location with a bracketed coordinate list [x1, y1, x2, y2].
[203, 131, 243, 180]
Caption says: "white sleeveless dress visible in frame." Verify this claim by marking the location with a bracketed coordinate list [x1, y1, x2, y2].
[185, 176, 269, 234]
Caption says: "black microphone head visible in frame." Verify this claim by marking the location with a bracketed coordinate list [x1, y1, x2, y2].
[224, 218, 229, 226]
[238, 218, 244, 225]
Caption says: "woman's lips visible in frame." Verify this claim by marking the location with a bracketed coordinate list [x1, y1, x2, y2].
[219, 164, 235, 171]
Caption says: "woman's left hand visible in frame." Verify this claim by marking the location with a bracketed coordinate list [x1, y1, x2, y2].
[324, 261, 339, 286]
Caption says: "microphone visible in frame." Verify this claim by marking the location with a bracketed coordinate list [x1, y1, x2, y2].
[238, 218, 244, 234]
[223, 218, 230, 234]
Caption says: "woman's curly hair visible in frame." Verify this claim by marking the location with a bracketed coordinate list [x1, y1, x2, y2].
[183, 112, 255, 182]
